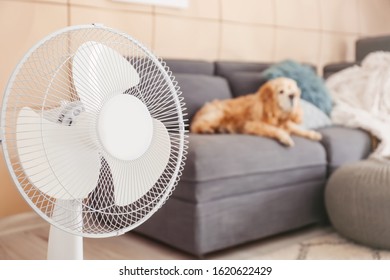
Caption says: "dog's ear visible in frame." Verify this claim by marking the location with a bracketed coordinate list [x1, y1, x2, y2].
[258, 83, 279, 123]
[259, 83, 274, 104]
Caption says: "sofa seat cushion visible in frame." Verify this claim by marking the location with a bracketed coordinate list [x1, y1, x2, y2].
[182, 134, 326, 182]
[174, 134, 327, 202]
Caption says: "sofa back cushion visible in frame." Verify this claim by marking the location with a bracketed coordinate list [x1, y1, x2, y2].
[175, 73, 231, 121]
[165, 59, 215, 75]
[216, 61, 317, 97]
[356, 35, 390, 62]
[164, 59, 231, 121]
[215, 61, 272, 96]
[215, 61, 273, 77]
[227, 71, 268, 97]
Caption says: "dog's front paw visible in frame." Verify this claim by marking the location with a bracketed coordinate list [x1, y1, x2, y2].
[278, 132, 295, 147]
[307, 130, 322, 141]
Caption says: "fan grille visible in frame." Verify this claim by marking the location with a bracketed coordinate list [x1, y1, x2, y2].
[1, 25, 188, 237]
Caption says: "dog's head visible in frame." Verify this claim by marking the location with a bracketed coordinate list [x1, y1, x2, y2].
[258, 77, 302, 123]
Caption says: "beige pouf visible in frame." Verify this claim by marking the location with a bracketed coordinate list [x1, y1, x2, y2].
[325, 158, 390, 249]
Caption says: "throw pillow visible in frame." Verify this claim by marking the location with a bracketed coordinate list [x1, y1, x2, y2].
[300, 99, 332, 129]
[261, 60, 333, 115]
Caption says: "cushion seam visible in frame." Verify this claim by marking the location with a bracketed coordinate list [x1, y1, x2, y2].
[173, 178, 326, 204]
[181, 163, 326, 183]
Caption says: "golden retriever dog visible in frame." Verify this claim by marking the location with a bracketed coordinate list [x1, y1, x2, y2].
[191, 77, 322, 146]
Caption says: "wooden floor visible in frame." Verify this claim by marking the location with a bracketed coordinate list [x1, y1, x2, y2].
[0, 212, 330, 260]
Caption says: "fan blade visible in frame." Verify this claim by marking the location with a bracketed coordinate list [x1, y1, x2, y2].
[72, 41, 140, 112]
[105, 119, 171, 206]
[16, 107, 101, 200]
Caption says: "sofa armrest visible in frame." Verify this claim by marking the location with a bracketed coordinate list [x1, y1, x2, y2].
[318, 125, 372, 175]
[323, 62, 357, 79]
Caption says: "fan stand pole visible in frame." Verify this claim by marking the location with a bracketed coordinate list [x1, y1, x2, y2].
[47, 225, 83, 260]
[47, 199, 83, 260]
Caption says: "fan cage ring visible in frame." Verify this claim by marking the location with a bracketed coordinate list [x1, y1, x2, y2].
[1, 24, 188, 237]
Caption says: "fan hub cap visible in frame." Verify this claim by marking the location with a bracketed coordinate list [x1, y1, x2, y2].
[97, 94, 153, 161]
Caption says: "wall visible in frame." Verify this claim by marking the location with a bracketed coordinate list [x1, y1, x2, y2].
[0, 0, 390, 218]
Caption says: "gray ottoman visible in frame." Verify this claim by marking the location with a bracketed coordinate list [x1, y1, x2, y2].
[325, 158, 390, 249]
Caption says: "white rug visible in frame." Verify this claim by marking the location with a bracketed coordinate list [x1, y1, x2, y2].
[259, 232, 390, 260]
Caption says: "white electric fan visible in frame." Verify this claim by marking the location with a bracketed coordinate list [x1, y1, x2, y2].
[1, 24, 187, 259]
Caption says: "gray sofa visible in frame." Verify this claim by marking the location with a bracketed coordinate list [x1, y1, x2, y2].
[134, 59, 372, 257]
